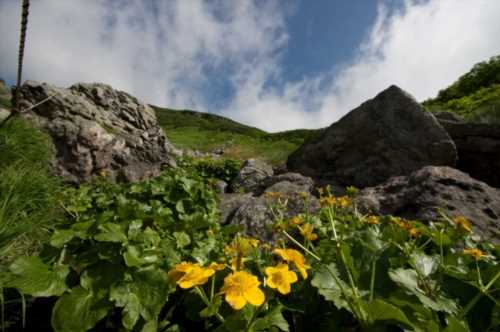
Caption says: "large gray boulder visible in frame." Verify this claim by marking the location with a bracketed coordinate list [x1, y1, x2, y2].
[288, 85, 457, 188]
[357, 166, 500, 243]
[18, 81, 177, 183]
[438, 120, 500, 188]
[230, 159, 274, 193]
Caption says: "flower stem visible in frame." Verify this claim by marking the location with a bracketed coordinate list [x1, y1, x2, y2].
[282, 230, 321, 262]
[195, 286, 225, 323]
[369, 260, 377, 302]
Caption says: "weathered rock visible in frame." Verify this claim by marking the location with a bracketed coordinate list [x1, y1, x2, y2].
[218, 193, 254, 225]
[18, 81, 177, 183]
[438, 120, 500, 188]
[213, 180, 228, 194]
[225, 192, 319, 242]
[221, 174, 318, 242]
[288, 85, 457, 188]
[0, 108, 10, 121]
[357, 166, 500, 243]
[262, 172, 314, 195]
[230, 159, 274, 193]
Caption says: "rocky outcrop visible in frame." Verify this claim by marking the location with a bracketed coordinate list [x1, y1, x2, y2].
[220, 163, 317, 241]
[18, 81, 177, 183]
[230, 159, 274, 193]
[357, 166, 500, 243]
[287, 85, 457, 188]
[438, 120, 500, 188]
[221, 191, 319, 242]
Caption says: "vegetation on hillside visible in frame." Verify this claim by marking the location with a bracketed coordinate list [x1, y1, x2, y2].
[424, 55, 500, 123]
[0, 118, 63, 265]
[1, 170, 499, 331]
[153, 106, 322, 165]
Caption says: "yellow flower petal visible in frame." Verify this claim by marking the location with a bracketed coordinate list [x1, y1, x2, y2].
[225, 292, 247, 310]
[220, 271, 265, 310]
[244, 286, 265, 306]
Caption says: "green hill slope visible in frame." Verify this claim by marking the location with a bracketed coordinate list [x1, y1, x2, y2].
[423, 55, 500, 123]
[153, 106, 322, 164]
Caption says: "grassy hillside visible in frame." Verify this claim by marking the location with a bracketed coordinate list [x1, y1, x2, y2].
[0, 79, 11, 109]
[423, 55, 500, 123]
[153, 106, 322, 164]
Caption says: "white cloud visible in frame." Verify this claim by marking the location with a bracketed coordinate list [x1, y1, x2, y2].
[1, 0, 500, 132]
[0, 0, 286, 111]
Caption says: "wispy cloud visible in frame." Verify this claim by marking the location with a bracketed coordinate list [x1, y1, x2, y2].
[1, 0, 499, 132]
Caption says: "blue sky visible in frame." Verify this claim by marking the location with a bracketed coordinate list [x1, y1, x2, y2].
[1, 0, 500, 132]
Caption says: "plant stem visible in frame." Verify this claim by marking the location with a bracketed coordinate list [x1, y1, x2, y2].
[369, 260, 377, 302]
[195, 286, 225, 323]
[282, 230, 321, 262]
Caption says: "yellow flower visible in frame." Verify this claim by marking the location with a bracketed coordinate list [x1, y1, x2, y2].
[274, 248, 310, 279]
[336, 196, 351, 208]
[298, 223, 318, 241]
[224, 236, 259, 257]
[364, 215, 380, 225]
[167, 262, 215, 289]
[220, 271, 265, 310]
[209, 262, 226, 271]
[453, 216, 472, 233]
[265, 264, 298, 295]
[290, 216, 303, 225]
[463, 248, 487, 260]
[265, 191, 283, 200]
[230, 257, 248, 271]
[408, 227, 420, 238]
[319, 196, 336, 208]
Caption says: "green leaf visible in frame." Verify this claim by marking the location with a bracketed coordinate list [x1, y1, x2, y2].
[363, 299, 414, 329]
[410, 252, 439, 277]
[389, 268, 458, 314]
[311, 263, 351, 312]
[110, 268, 172, 330]
[173, 231, 191, 249]
[80, 262, 125, 299]
[176, 200, 185, 213]
[50, 229, 76, 248]
[52, 286, 111, 332]
[8, 257, 69, 297]
[443, 316, 470, 332]
[253, 305, 289, 331]
[128, 219, 143, 240]
[94, 223, 128, 243]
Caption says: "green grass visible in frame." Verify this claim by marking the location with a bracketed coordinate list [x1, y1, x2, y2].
[0, 95, 11, 109]
[153, 106, 322, 164]
[423, 55, 500, 124]
[0, 117, 63, 265]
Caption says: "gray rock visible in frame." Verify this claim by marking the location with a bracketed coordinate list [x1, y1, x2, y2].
[0, 108, 10, 121]
[213, 180, 228, 194]
[438, 120, 500, 188]
[218, 193, 254, 225]
[230, 158, 274, 193]
[288, 85, 457, 188]
[221, 185, 319, 242]
[18, 81, 177, 183]
[357, 166, 500, 243]
[262, 172, 314, 194]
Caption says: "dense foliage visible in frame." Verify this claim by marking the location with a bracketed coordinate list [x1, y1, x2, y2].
[0, 118, 63, 265]
[424, 55, 500, 123]
[1, 167, 499, 331]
